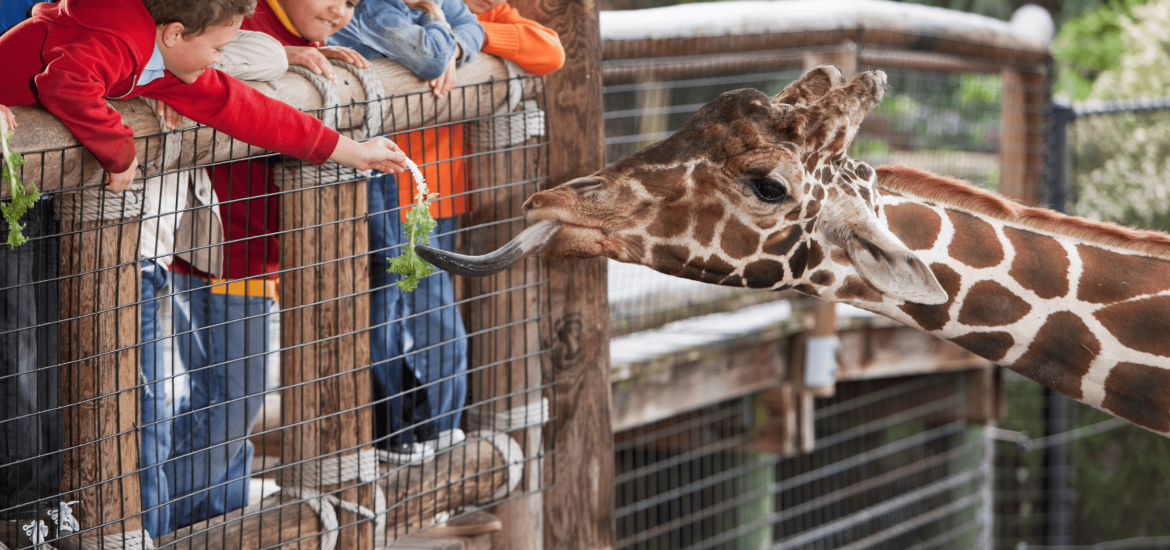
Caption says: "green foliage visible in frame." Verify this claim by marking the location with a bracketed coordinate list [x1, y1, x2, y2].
[0, 128, 38, 249]
[1068, 0, 1170, 231]
[386, 189, 439, 293]
[1054, 0, 1152, 100]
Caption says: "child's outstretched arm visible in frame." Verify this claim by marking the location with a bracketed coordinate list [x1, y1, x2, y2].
[330, 135, 409, 174]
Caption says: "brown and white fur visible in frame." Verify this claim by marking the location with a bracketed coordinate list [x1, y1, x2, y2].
[439, 66, 1170, 436]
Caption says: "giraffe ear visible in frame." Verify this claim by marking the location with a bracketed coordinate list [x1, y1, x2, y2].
[822, 203, 949, 305]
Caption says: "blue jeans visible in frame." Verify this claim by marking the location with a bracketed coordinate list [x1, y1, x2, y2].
[167, 273, 274, 529]
[368, 174, 467, 445]
[139, 260, 172, 537]
[0, 198, 61, 520]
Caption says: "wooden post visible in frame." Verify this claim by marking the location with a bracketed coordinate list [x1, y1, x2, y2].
[465, 118, 549, 549]
[57, 209, 144, 538]
[1000, 67, 1047, 207]
[279, 168, 374, 549]
[506, 0, 615, 547]
[802, 42, 858, 77]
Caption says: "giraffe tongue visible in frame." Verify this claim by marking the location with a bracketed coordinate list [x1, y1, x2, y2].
[414, 220, 561, 277]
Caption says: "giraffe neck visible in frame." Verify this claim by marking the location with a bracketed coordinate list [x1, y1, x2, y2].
[817, 172, 1170, 435]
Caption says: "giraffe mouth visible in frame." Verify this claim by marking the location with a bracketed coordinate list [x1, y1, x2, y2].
[414, 220, 562, 277]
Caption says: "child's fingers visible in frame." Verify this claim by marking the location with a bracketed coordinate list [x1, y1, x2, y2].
[0, 106, 16, 129]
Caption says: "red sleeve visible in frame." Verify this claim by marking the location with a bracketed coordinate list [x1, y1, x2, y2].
[144, 69, 340, 166]
[479, 4, 565, 77]
[34, 34, 139, 173]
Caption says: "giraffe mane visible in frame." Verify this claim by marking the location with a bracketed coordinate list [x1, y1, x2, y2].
[876, 164, 1170, 260]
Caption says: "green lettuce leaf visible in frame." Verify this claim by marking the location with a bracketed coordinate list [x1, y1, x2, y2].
[0, 128, 38, 248]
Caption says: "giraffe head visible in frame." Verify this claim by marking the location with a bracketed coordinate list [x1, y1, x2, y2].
[422, 66, 947, 304]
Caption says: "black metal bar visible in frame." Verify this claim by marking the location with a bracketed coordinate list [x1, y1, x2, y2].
[1042, 54, 1075, 547]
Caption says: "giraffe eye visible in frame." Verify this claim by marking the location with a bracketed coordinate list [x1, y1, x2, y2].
[749, 177, 788, 203]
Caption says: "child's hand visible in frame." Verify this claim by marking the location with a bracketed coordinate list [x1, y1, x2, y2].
[285, 46, 369, 85]
[154, 100, 185, 131]
[105, 155, 139, 193]
[0, 105, 17, 131]
[430, 57, 457, 98]
[330, 136, 408, 174]
[318, 46, 369, 69]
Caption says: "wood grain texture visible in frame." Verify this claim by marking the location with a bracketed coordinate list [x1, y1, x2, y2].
[379, 439, 512, 538]
[57, 215, 143, 536]
[2, 56, 521, 199]
[1000, 68, 1047, 207]
[504, 0, 615, 547]
[153, 495, 321, 550]
[465, 135, 549, 550]
[280, 177, 374, 549]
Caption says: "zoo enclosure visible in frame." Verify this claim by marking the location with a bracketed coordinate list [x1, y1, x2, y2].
[0, 8, 607, 545]
[594, 1, 1164, 549]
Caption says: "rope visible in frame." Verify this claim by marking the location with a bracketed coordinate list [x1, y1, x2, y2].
[468, 430, 526, 503]
[80, 529, 154, 550]
[276, 60, 388, 189]
[466, 397, 550, 433]
[277, 448, 387, 550]
[467, 60, 543, 149]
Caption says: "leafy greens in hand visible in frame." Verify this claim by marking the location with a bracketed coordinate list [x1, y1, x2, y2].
[386, 158, 438, 292]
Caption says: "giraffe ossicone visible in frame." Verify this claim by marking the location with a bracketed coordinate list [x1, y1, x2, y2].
[420, 65, 1170, 437]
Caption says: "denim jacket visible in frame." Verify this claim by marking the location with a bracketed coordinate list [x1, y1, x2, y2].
[328, 0, 485, 81]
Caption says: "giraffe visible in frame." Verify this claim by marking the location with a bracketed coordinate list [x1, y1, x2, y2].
[419, 65, 1170, 436]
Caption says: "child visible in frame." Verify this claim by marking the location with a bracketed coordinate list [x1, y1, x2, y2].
[329, 0, 484, 464]
[0, 0, 408, 535]
[164, 0, 376, 530]
[137, 30, 291, 538]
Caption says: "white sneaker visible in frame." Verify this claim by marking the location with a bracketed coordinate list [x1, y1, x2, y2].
[377, 442, 435, 465]
[425, 429, 466, 452]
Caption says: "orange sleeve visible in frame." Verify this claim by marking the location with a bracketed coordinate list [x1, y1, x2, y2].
[477, 4, 565, 77]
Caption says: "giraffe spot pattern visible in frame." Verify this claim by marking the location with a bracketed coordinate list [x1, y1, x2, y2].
[651, 244, 692, 276]
[1005, 227, 1069, 300]
[632, 165, 688, 203]
[743, 259, 786, 288]
[885, 203, 942, 251]
[855, 163, 873, 181]
[1100, 362, 1170, 433]
[950, 332, 1014, 362]
[1077, 245, 1170, 304]
[813, 185, 826, 201]
[810, 269, 834, 286]
[721, 216, 761, 259]
[804, 200, 821, 219]
[647, 203, 691, 239]
[836, 275, 883, 302]
[762, 225, 802, 256]
[899, 263, 961, 331]
[684, 255, 736, 285]
[722, 274, 744, 287]
[692, 203, 725, 247]
[830, 247, 850, 266]
[794, 284, 820, 297]
[789, 243, 810, 279]
[1010, 311, 1099, 400]
[957, 281, 1031, 327]
[857, 186, 871, 208]
[947, 210, 1003, 269]
[806, 241, 825, 271]
[1094, 295, 1170, 358]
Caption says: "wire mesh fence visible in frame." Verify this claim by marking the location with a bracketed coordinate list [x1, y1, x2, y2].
[614, 374, 991, 550]
[0, 66, 554, 550]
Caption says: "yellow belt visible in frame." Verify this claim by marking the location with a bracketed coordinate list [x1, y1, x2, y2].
[207, 278, 280, 299]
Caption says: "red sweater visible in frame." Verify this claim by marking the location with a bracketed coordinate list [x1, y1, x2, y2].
[174, 0, 323, 281]
[0, 0, 338, 174]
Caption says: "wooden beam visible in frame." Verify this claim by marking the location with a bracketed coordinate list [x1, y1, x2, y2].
[279, 170, 374, 548]
[465, 132, 548, 546]
[504, 0, 615, 547]
[1000, 67, 1047, 207]
[2, 55, 521, 199]
[57, 216, 144, 537]
[612, 336, 786, 432]
[835, 327, 993, 381]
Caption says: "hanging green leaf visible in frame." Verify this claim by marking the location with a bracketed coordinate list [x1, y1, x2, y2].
[386, 159, 438, 292]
